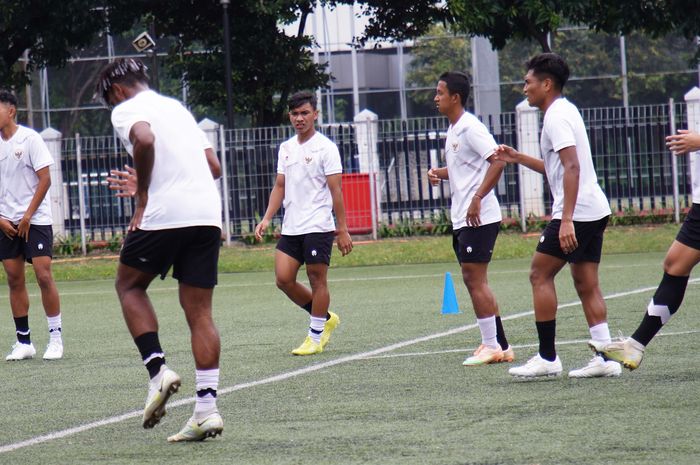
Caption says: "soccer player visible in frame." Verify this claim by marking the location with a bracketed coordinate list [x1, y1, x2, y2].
[591, 130, 700, 370]
[427, 71, 514, 366]
[255, 91, 353, 356]
[0, 89, 63, 361]
[96, 58, 223, 441]
[494, 53, 621, 378]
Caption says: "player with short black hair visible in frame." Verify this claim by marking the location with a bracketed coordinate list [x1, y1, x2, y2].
[428, 71, 514, 366]
[592, 130, 700, 369]
[494, 53, 621, 379]
[96, 58, 224, 442]
[0, 89, 64, 361]
[255, 90, 353, 356]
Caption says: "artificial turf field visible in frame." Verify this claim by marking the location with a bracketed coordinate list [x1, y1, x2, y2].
[0, 252, 698, 464]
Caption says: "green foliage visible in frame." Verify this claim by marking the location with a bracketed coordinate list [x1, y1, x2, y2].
[53, 234, 89, 257]
[106, 234, 123, 253]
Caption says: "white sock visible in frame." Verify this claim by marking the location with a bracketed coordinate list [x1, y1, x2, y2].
[477, 316, 499, 349]
[308, 316, 326, 344]
[47, 314, 62, 341]
[194, 368, 219, 419]
[589, 322, 611, 344]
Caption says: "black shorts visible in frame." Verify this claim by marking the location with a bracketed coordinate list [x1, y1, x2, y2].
[676, 203, 700, 250]
[120, 226, 221, 288]
[536, 216, 609, 263]
[0, 224, 53, 263]
[452, 222, 500, 264]
[276, 232, 334, 266]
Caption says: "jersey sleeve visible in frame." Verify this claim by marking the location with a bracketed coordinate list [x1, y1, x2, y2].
[545, 111, 577, 153]
[323, 142, 343, 176]
[111, 103, 151, 154]
[277, 143, 287, 175]
[27, 133, 54, 171]
[467, 121, 498, 160]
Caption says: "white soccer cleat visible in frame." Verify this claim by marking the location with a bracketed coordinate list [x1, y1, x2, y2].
[508, 353, 562, 378]
[43, 339, 64, 360]
[6, 342, 36, 361]
[588, 338, 645, 370]
[143, 366, 181, 429]
[568, 355, 621, 378]
[167, 412, 224, 442]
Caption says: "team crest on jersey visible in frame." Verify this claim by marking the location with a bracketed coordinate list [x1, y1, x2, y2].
[451, 142, 459, 152]
[14, 149, 24, 160]
[304, 156, 313, 165]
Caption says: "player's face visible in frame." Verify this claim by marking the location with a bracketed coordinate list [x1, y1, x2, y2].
[434, 81, 456, 115]
[289, 102, 318, 136]
[523, 70, 547, 109]
[0, 102, 16, 131]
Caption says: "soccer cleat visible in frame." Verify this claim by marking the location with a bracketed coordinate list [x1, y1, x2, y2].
[501, 345, 515, 363]
[6, 342, 36, 361]
[320, 311, 340, 348]
[568, 355, 622, 378]
[462, 344, 504, 366]
[43, 339, 64, 360]
[143, 366, 182, 428]
[291, 336, 323, 356]
[167, 412, 223, 442]
[588, 338, 645, 370]
[508, 354, 562, 378]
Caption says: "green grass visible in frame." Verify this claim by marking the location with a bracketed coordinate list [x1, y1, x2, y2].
[0, 251, 698, 464]
[0, 224, 681, 283]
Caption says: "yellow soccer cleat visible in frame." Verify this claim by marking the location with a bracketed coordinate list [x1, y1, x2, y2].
[588, 338, 645, 370]
[167, 412, 223, 442]
[143, 366, 181, 429]
[291, 336, 323, 356]
[320, 311, 340, 348]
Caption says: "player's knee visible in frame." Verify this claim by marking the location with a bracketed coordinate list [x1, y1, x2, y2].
[34, 270, 54, 290]
[6, 272, 25, 290]
[275, 276, 293, 292]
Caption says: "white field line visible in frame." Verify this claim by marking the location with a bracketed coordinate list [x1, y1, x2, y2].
[3, 260, 676, 299]
[0, 281, 695, 454]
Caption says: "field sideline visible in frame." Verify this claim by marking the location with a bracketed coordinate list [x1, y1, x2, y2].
[0, 251, 698, 464]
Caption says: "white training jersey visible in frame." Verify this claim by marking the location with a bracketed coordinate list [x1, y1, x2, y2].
[541, 98, 611, 221]
[277, 131, 342, 235]
[111, 90, 221, 231]
[0, 125, 54, 225]
[691, 152, 700, 204]
[445, 111, 502, 229]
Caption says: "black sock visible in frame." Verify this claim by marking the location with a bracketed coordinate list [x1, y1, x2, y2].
[134, 332, 166, 379]
[632, 272, 689, 346]
[536, 319, 556, 361]
[14, 316, 31, 344]
[495, 316, 509, 350]
[300, 301, 330, 320]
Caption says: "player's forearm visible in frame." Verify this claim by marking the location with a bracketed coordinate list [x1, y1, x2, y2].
[476, 160, 505, 198]
[561, 168, 579, 221]
[262, 185, 284, 221]
[23, 170, 51, 221]
[516, 152, 546, 174]
[330, 187, 349, 233]
[435, 167, 449, 180]
[132, 142, 154, 205]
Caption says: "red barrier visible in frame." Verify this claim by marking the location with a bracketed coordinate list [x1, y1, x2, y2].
[341, 173, 373, 234]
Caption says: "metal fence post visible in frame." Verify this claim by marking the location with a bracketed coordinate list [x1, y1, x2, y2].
[219, 125, 232, 246]
[515, 99, 545, 231]
[75, 133, 87, 255]
[40, 127, 66, 238]
[669, 99, 680, 223]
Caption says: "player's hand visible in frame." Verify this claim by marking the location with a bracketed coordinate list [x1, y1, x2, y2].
[254, 218, 270, 241]
[493, 145, 519, 164]
[559, 219, 578, 254]
[427, 168, 441, 186]
[336, 230, 353, 256]
[107, 165, 137, 198]
[17, 215, 31, 241]
[666, 129, 700, 155]
[0, 218, 17, 239]
[466, 197, 482, 227]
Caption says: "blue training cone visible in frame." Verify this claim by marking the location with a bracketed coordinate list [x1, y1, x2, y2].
[441, 272, 461, 314]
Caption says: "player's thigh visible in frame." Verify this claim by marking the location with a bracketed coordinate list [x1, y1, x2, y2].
[530, 251, 567, 282]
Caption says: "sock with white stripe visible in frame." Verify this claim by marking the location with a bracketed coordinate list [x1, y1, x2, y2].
[308, 316, 326, 344]
[134, 332, 165, 379]
[14, 316, 31, 345]
[194, 368, 219, 419]
[632, 272, 688, 346]
[47, 314, 62, 341]
[476, 316, 499, 349]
